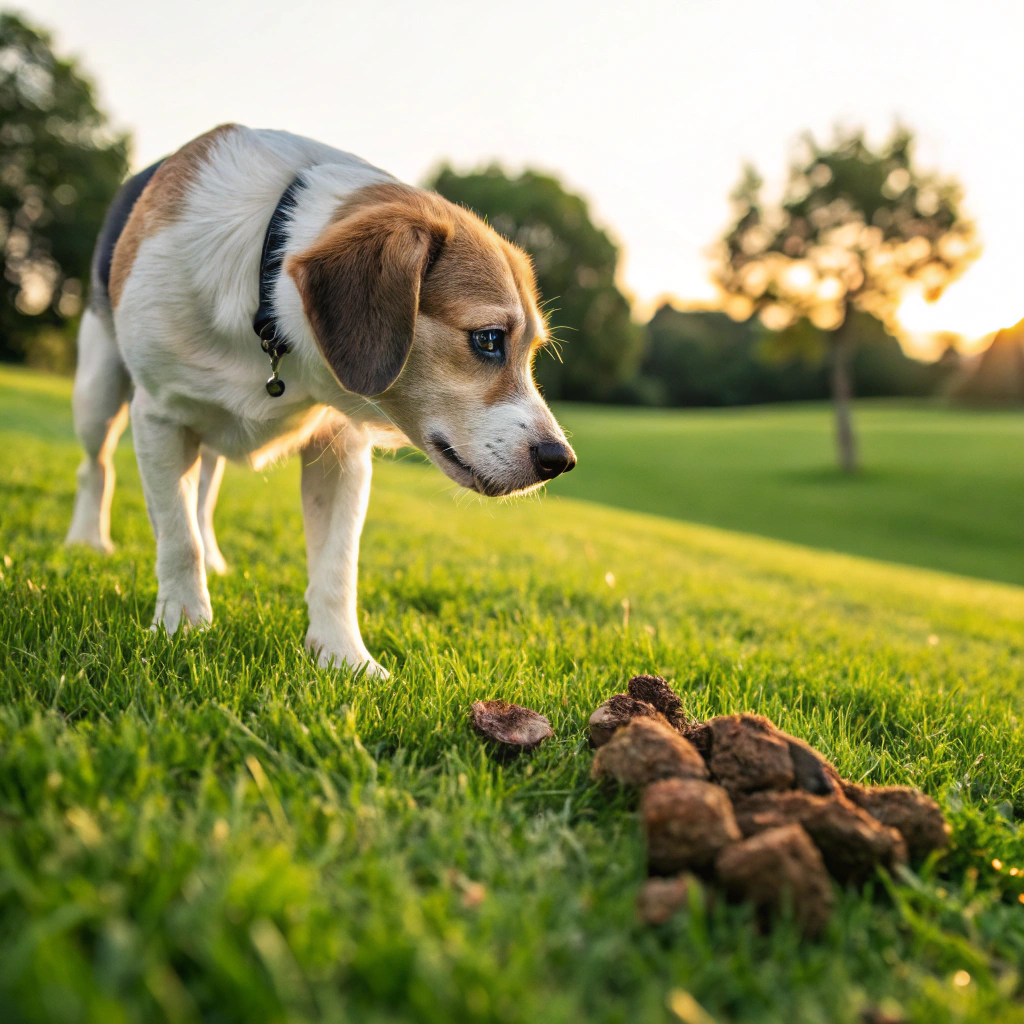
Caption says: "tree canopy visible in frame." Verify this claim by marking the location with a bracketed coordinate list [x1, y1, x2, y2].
[714, 126, 977, 334]
[713, 126, 977, 470]
[429, 164, 642, 401]
[0, 12, 129, 365]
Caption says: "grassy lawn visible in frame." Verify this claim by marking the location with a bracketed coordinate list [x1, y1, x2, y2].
[1, 365, 1023, 1023]
[551, 401, 1024, 586]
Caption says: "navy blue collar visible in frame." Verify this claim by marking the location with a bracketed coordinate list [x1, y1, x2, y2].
[254, 176, 306, 396]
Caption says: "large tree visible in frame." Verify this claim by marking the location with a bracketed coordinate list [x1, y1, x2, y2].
[429, 164, 642, 402]
[0, 13, 129, 367]
[714, 126, 977, 472]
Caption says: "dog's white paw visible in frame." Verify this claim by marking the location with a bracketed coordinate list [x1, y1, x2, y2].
[305, 634, 389, 679]
[151, 595, 213, 635]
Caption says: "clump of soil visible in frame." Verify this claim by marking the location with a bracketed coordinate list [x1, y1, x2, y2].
[841, 783, 950, 861]
[627, 674, 687, 726]
[643, 778, 741, 873]
[636, 874, 700, 925]
[581, 676, 952, 939]
[591, 718, 709, 787]
[589, 694, 668, 748]
[716, 824, 834, 939]
[707, 714, 796, 797]
[470, 700, 553, 754]
[733, 790, 907, 883]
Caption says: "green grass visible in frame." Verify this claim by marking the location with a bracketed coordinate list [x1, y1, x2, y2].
[551, 401, 1024, 586]
[1, 364, 1023, 1024]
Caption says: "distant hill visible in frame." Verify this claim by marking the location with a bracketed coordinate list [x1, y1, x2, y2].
[950, 318, 1024, 404]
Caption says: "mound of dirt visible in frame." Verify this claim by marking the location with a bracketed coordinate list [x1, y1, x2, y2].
[841, 783, 950, 861]
[589, 694, 669, 748]
[591, 718, 709, 787]
[584, 674, 951, 939]
[643, 778, 741, 873]
[716, 824, 833, 939]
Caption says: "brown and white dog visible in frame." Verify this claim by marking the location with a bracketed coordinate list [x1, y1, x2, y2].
[66, 125, 575, 677]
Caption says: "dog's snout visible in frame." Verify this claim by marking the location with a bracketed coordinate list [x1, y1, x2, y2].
[531, 440, 576, 480]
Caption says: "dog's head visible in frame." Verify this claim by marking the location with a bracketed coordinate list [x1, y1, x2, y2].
[288, 183, 575, 496]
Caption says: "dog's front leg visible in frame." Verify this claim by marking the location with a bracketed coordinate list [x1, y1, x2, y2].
[131, 389, 213, 633]
[301, 427, 386, 678]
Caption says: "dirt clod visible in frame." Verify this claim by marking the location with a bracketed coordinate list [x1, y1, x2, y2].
[591, 718, 709, 787]
[733, 790, 907, 883]
[707, 714, 795, 797]
[636, 874, 699, 925]
[627, 674, 687, 725]
[784, 736, 836, 796]
[643, 778, 742, 873]
[589, 694, 669, 748]
[842, 784, 950, 861]
[470, 700, 553, 753]
[715, 823, 834, 938]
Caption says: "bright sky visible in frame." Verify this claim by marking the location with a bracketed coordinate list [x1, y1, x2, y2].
[21, 0, 1024, 352]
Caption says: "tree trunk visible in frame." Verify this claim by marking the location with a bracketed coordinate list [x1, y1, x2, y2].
[830, 324, 859, 474]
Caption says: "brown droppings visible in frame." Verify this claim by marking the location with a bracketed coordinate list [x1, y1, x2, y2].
[589, 694, 668, 748]
[470, 700, 553, 753]
[681, 720, 713, 759]
[715, 824, 834, 939]
[784, 736, 836, 796]
[636, 874, 699, 925]
[733, 790, 907, 883]
[642, 778, 741, 874]
[627, 674, 687, 725]
[109, 124, 237, 308]
[843, 784, 950, 861]
[707, 714, 795, 797]
[591, 718, 709, 788]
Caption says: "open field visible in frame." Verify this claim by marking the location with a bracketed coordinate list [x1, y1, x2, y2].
[1, 366, 1023, 1023]
[551, 401, 1024, 586]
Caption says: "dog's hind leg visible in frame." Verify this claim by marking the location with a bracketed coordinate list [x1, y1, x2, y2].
[197, 446, 229, 575]
[131, 387, 212, 633]
[66, 308, 132, 553]
[300, 424, 387, 678]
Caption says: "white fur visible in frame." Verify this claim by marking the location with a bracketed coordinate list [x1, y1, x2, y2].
[66, 126, 572, 678]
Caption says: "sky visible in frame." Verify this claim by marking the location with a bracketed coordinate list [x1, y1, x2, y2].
[20, 0, 1024, 353]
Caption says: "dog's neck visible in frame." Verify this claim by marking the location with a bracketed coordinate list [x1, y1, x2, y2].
[256, 161, 396, 417]
[254, 176, 307, 397]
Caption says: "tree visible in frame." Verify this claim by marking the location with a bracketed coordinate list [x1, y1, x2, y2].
[713, 127, 977, 472]
[429, 164, 642, 401]
[0, 13, 129, 367]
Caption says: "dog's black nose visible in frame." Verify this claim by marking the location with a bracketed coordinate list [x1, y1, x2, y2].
[531, 440, 576, 480]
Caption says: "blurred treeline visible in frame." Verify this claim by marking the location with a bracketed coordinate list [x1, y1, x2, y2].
[1, 11, 1017, 412]
[0, 13, 128, 372]
[430, 163, 970, 409]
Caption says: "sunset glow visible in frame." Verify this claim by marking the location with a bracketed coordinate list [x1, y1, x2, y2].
[16, 0, 1024, 351]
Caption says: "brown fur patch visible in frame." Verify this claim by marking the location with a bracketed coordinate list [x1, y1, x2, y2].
[108, 124, 238, 309]
[288, 182, 545, 400]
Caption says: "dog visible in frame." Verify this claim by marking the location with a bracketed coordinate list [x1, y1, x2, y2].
[65, 125, 576, 678]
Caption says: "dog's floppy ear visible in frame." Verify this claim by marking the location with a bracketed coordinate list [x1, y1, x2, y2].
[288, 187, 450, 396]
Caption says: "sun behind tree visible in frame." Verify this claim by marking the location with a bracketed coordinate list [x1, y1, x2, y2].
[714, 126, 978, 473]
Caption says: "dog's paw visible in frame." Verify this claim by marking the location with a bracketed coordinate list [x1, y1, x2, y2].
[306, 634, 389, 679]
[151, 595, 213, 635]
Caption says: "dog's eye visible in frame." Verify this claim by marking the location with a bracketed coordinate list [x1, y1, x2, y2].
[470, 327, 506, 361]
